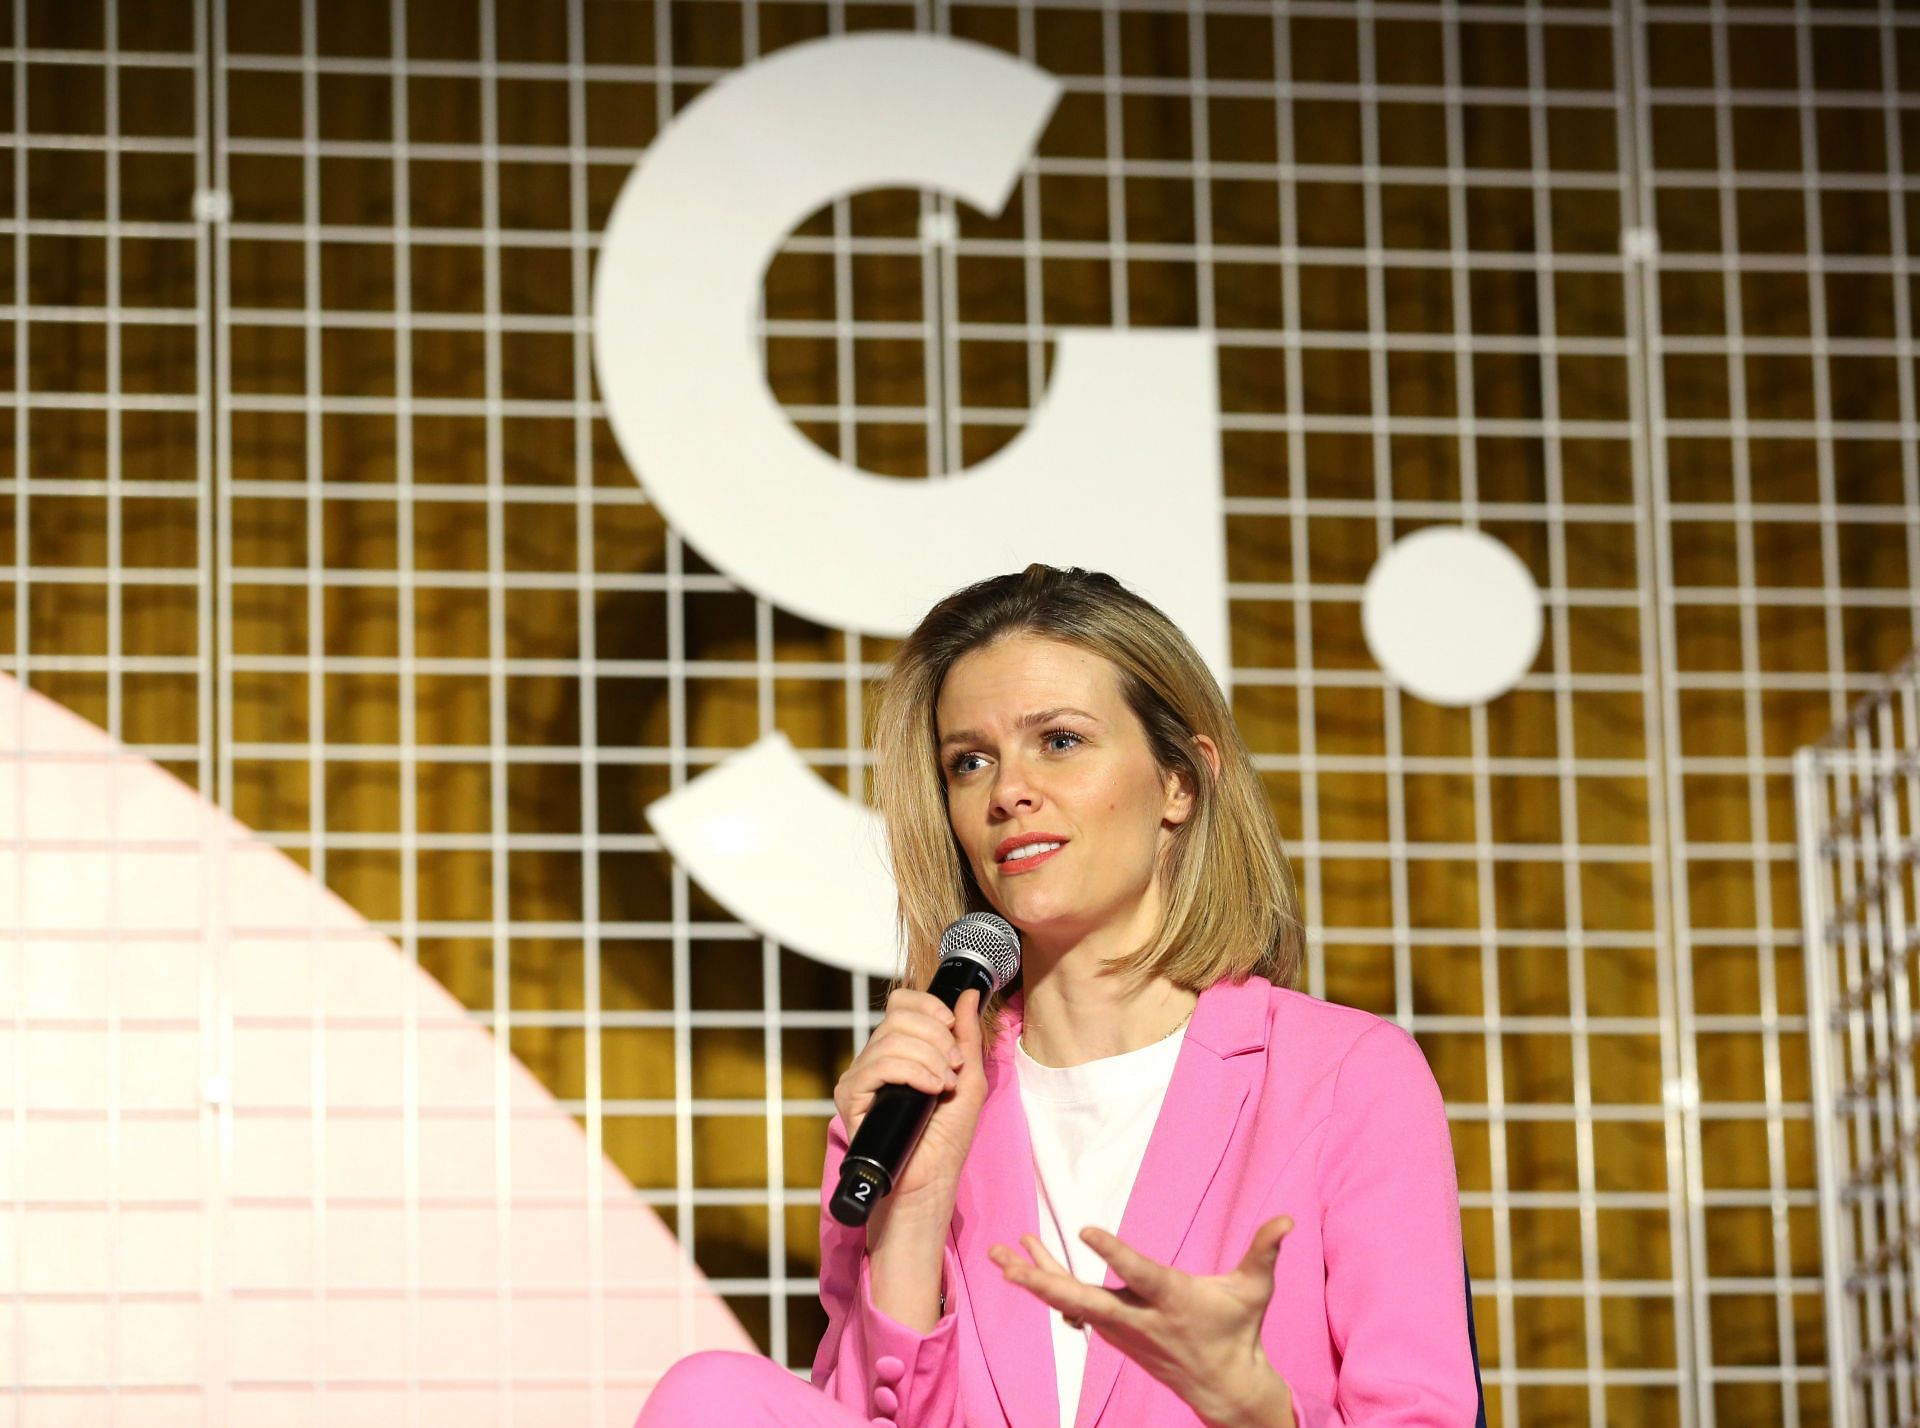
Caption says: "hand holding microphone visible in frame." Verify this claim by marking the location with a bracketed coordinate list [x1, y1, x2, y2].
[829, 912, 1021, 1226]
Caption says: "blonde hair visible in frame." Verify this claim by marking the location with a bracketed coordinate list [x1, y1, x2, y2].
[870, 565, 1300, 1043]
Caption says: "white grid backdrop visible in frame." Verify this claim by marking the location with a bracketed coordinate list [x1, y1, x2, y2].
[3, 0, 1918, 1424]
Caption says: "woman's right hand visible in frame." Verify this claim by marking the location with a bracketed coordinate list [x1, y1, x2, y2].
[833, 986, 987, 1213]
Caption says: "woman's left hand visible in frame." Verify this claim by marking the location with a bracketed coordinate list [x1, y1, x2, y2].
[987, 1216, 1297, 1428]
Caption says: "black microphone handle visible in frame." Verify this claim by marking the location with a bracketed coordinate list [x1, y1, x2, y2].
[828, 956, 998, 1227]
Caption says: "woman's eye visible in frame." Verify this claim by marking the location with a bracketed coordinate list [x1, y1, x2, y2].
[947, 731, 1078, 776]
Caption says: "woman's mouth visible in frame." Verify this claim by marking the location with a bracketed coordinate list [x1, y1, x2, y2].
[997, 840, 1066, 874]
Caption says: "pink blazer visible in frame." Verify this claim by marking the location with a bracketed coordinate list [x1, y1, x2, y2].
[812, 976, 1482, 1427]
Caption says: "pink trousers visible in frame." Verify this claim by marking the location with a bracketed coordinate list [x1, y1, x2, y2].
[636, 1351, 878, 1428]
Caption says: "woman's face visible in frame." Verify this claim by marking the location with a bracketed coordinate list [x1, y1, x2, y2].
[934, 634, 1194, 948]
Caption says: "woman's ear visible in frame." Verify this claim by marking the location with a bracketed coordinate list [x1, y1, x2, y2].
[1163, 735, 1220, 827]
[1193, 733, 1221, 784]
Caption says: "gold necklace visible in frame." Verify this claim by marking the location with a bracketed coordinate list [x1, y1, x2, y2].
[1159, 1003, 1197, 1042]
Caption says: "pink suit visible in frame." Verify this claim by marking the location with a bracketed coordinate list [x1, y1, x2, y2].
[811, 976, 1481, 1427]
[639, 975, 1481, 1427]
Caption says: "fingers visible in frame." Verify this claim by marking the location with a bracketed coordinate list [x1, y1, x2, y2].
[834, 1027, 958, 1126]
[1078, 1227, 1174, 1302]
[865, 1051, 958, 1098]
[875, 1009, 964, 1063]
[886, 987, 958, 1030]
[876, 993, 966, 1070]
[872, 1025, 961, 1078]
[835, 986, 985, 1127]
[989, 1243, 1136, 1329]
[881, 987, 983, 1064]
[1232, 1215, 1295, 1282]
[1020, 1233, 1070, 1277]
[951, 988, 984, 1060]
[875, 1034, 960, 1091]
[877, 993, 961, 1052]
[845, 997, 965, 1096]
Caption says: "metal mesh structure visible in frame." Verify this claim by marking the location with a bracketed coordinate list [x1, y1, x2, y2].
[1798, 653, 1920, 1428]
[5, 0, 1920, 1423]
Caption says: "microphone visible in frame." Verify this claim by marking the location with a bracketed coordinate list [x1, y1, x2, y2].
[829, 912, 1022, 1227]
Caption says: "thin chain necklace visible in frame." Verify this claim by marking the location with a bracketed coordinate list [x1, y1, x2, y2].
[1158, 1002, 1197, 1042]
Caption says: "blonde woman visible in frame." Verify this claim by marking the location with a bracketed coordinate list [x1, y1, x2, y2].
[640, 566, 1483, 1427]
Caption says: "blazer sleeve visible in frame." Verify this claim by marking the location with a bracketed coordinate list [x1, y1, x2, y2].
[810, 1113, 966, 1428]
[1293, 1021, 1481, 1427]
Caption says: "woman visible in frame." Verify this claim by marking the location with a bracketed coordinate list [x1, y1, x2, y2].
[641, 566, 1481, 1426]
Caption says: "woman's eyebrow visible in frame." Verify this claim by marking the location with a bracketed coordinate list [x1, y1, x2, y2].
[937, 706, 1102, 750]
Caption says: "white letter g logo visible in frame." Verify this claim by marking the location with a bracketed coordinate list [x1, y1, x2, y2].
[592, 36, 1226, 975]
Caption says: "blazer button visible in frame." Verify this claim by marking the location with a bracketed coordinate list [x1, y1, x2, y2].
[874, 1386, 899, 1414]
[874, 1354, 905, 1384]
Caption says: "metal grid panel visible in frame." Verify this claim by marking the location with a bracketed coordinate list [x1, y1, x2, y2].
[1638, 2, 1920, 1422]
[1798, 655, 1920, 1428]
[0, 7, 207, 759]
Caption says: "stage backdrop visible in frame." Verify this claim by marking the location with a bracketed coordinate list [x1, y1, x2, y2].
[5, 1, 1918, 1425]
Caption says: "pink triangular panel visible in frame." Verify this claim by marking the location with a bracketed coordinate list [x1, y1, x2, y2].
[0, 676, 756, 1424]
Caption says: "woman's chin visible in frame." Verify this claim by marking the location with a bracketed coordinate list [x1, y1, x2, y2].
[986, 897, 1047, 934]
[980, 875, 1135, 945]
[991, 897, 1091, 943]
[985, 886, 1160, 957]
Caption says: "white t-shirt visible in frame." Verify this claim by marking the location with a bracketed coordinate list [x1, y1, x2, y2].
[1014, 1024, 1187, 1428]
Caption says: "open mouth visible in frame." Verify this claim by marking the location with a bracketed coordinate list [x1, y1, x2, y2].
[996, 839, 1067, 873]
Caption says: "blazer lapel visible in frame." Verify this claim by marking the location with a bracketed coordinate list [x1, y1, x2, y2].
[952, 995, 1058, 1428]
[1072, 977, 1270, 1428]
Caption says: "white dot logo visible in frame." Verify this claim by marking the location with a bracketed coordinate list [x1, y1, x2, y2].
[1361, 526, 1544, 707]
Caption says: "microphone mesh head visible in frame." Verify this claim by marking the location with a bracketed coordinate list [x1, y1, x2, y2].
[938, 912, 1021, 991]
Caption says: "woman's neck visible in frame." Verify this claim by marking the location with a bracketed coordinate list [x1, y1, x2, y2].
[1017, 960, 1198, 1068]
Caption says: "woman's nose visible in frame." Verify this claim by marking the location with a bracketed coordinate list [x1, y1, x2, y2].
[990, 769, 1041, 818]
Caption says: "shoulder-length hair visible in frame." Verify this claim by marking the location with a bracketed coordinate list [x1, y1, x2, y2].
[870, 564, 1300, 1040]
